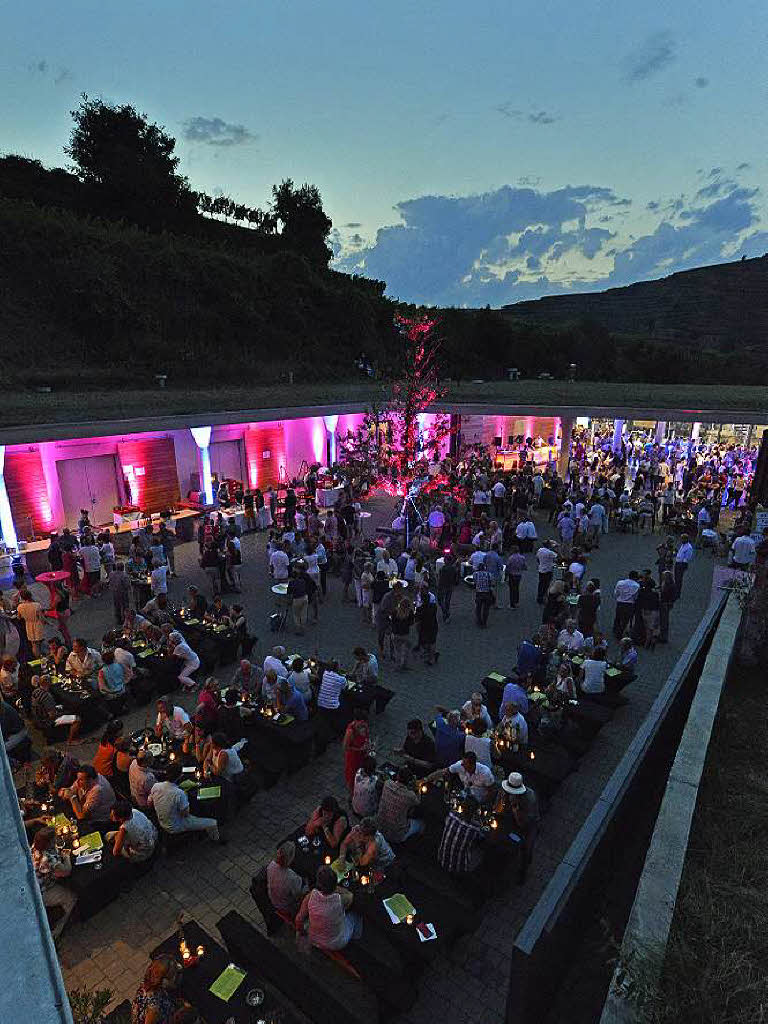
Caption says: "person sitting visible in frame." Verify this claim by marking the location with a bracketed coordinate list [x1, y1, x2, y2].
[580, 647, 608, 695]
[317, 660, 346, 715]
[464, 717, 493, 767]
[0, 654, 19, 700]
[393, 718, 436, 776]
[185, 585, 207, 620]
[148, 763, 221, 842]
[143, 592, 174, 628]
[437, 795, 484, 874]
[31, 826, 77, 940]
[167, 632, 200, 691]
[207, 595, 231, 624]
[552, 663, 577, 700]
[97, 648, 127, 704]
[348, 646, 378, 701]
[426, 751, 496, 805]
[44, 636, 69, 671]
[609, 637, 638, 692]
[107, 798, 157, 863]
[352, 755, 380, 817]
[131, 955, 181, 1024]
[1, 697, 29, 764]
[129, 749, 157, 809]
[204, 731, 245, 785]
[495, 771, 540, 883]
[287, 657, 313, 700]
[155, 699, 190, 741]
[339, 817, 396, 871]
[92, 719, 123, 779]
[267, 841, 307, 917]
[460, 692, 494, 733]
[433, 707, 466, 767]
[30, 674, 81, 743]
[59, 764, 116, 824]
[65, 637, 102, 685]
[38, 746, 80, 791]
[305, 795, 349, 850]
[500, 676, 530, 716]
[277, 677, 308, 722]
[495, 701, 529, 750]
[231, 658, 257, 695]
[556, 619, 585, 652]
[263, 646, 289, 679]
[295, 865, 362, 951]
[376, 766, 424, 843]
[216, 689, 244, 742]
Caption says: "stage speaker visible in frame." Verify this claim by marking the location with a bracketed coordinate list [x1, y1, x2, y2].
[507, 435, 515, 445]
[493, 436, 502, 446]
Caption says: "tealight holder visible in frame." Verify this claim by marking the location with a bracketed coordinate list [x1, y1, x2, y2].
[490, 818, 499, 830]
[405, 914, 414, 926]
[419, 783, 428, 794]
[324, 855, 332, 865]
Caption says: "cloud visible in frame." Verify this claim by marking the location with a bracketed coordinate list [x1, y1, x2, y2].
[528, 111, 557, 125]
[496, 103, 558, 125]
[343, 222, 361, 228]
[334, 183, 623, 306]
[624, 31, 676, 82]
[182, 116, 256, 147]
[334, 178, 764, 307]
[28, 59, 73, 85]
[694, 76, 709, 88]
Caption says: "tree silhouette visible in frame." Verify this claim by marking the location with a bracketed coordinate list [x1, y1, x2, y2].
[271, 179, 333, 265]
[66, 94, 197, 228]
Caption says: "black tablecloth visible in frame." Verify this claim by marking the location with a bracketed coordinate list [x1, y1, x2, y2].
[50, 678, 110, 733]
[151, 920, 302, 1024]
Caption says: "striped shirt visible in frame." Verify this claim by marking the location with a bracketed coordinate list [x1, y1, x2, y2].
[438, 812, 483, 873]
[474, 569, 492, 594]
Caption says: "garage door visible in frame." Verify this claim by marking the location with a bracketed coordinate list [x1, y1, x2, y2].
[210, 441, 243, 483]
[57, 456, 120, 529]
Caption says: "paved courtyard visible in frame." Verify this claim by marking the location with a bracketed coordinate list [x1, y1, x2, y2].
[36, 499, 714, 1021]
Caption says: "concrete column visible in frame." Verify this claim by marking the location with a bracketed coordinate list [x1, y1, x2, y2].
[190, 426, 213, 505]
[557, 416, 575, 478]
[612, 419, 625, 455]
[690, 422, 701, 441]
[655, 421, 667, 444]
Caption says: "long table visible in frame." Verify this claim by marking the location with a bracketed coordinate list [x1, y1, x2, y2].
[151, 920, 304, 1024]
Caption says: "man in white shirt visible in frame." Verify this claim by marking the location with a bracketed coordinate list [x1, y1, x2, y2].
[155, 698, 190, 740]
[581, 651, 607, 694]
[731, 532, 756, 570]
[150, 560, 168, 595]
[536, 542, 558, 604]
[263, 646, 289, 680]
[492, 480, 506, 519]
[113, 645, 136, 683]
[588, 502, 605, 545]
[377, 556, 398, 578]
[270, 543, 290, 581]
[469, 546, 487, 571]
[515, 516, 537, 553]
[65, 639, 102, 682]
[445, 752, 495, 804]
[674, 535, 694, 596]
[613, 573, 640, 637]
[557, 620, 585, 652]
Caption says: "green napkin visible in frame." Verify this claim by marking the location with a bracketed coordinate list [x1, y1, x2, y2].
[53, 813, 71, 829]
[330, 857, 352, 881]
[77, 832, 103, 852]
[487, 671, 506, 683]
[209, 964, 247, 1002]
[180, 779, 197, 791]
[197, 786, 221, 800]
[28, 658, 43, 668]
[185, 618, 200, 625]
[606, 667, 622, 677]
[273, 713, 295, 726]
[383, 893, 416, 923]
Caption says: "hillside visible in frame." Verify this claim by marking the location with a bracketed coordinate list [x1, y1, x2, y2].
[502, 256, 768, 348]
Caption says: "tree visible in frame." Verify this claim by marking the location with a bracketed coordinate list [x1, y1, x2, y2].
[65, 94, 197, 228]
[339, 314, 451, 495]
[271, 178, 332, 265]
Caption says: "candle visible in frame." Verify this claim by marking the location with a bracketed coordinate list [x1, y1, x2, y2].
[530, 751, 535, 761]
[490, 818, 499, 830]
[169, 752, 176, 762]
[196, 945, 205, 958]
[405, 914, 414, 925]
[420, 783, 428, 794]
[360, 875, 369, 886]
[324, 855, 332, 865]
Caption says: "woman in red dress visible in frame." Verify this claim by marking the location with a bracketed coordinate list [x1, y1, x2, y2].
[342, 708, 370, 793]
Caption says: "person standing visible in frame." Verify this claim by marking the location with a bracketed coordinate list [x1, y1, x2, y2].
[658, 570, 677, 643]
[16, 589, 46, 657]
[674, 534, 694, 596]
[613, 572, 640, 638]
[505, 545, 527, 609]
[474, 559, 493, 628]
[492, 479, 506, 520]
[535, 542, 557, 604]
[51, 583, 72, 646]
[415, 585, 439, 664]
[436, 553, 458, 622]
[342, 708, 370, 794]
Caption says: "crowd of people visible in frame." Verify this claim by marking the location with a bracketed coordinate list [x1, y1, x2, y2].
[3, 424, 766, 1024]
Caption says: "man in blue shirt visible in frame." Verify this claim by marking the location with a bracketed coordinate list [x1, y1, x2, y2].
[516, 640, 541, 679]
[500, 677, 529, 716]
[433, 708, 465, 767]
[277, 678, 309, 722]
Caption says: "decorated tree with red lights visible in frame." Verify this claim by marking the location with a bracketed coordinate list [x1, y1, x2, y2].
[339, 313, 451, 495]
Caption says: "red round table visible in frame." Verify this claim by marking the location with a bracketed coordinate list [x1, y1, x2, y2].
[35, 570, 71, 613]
